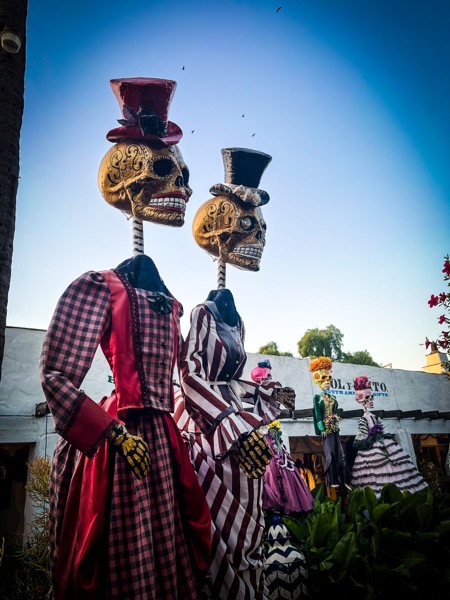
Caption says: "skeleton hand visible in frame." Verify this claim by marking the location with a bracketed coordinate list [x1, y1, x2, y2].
[107, 423, 150, 479]
[235, 430, 273, 479]
[273, 386, 296, 410]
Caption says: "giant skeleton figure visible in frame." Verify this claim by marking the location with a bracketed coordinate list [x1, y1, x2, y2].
[40, 78, 211, 600]
[174, 148, 295, 599]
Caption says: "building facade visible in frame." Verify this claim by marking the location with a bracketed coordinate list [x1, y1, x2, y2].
[1, 327, 449, 542]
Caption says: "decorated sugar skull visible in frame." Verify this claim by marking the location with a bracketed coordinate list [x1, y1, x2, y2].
[310, 357, 333, 390]
[192, 148, 271, 271]
[353, 376, 373, 408]
[251, 359, 273, 384]
[98, 78, 192, 227]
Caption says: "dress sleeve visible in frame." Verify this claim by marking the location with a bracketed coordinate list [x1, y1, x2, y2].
[239, 379, 281, 424]
[353, 415, 371, 450]
[180, 305, 264, 458]
[40, 271, 116, 457]
[313, 395, 325, 433]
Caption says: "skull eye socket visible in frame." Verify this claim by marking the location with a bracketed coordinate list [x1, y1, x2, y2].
[153, 158, 174, 177]
[182, 167, 190, 186]
[240, 217, 254, 230]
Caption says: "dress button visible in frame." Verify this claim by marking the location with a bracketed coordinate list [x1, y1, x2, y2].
[162, 324, 167, 330]
[161, 360, 166, 366]
[161, 342, 167, 348]
[235, 360, 239, 364]
[159, 378, 164, 385]
[159, 396, 164, 402]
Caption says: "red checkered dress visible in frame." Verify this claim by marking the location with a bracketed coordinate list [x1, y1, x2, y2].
[41, 270, 210, 599]
[173, 301, 281, 600]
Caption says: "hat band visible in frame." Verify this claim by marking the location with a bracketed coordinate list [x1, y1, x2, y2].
[118, 106, 168, 137]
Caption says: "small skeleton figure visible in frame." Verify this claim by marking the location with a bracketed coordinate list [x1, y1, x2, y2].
[311, 357, 350, 491]
[351, 376, 428, 498]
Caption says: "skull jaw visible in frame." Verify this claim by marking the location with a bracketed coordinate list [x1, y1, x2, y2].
[129, 190, 188, 226]
[130, 202, 186, 227]
[217, 242, 263, 272]
[132, 206, 184, 227]
[228, 251, 261, 271]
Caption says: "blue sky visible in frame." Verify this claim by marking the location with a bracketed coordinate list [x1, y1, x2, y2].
[7, 0, 450, 371]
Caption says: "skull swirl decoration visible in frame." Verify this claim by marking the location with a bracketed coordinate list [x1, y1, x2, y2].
[98, 77, 191, 227]
[193, 196, 266, 271]
[193, 147, 271, 271]
[99, 142, 191, 226]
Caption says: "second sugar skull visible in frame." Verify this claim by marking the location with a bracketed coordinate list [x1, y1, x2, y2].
[192, 148, 271, 271]
[98, 78, 192, 227]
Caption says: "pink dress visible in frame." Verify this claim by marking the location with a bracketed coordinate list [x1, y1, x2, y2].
[263, 432, 314, 514]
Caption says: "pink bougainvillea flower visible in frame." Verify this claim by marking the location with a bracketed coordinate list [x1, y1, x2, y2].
[428, 295, 439, 308]
[438, 314, 447, 324]
[425, 337, 431, 349]
[439, 292, 448, 303]
[442, 261, 450, 276]
[442, 330, 449, 338]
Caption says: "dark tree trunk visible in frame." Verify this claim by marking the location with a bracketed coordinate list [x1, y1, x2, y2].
[0, 0, 27, 381]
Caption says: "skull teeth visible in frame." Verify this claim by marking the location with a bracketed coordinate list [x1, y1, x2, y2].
[234, 245, 263, 260]
[148, 197, 186, 211]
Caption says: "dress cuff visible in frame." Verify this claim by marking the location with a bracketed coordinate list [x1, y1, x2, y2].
[57, 392, 116, 458]
[209, 409, 262, 459]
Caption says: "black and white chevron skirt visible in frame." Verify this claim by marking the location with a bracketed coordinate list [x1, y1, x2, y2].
[264, 519, 308, 599]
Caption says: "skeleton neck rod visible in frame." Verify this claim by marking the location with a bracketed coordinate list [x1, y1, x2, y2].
[132, 218, 144, 256]
[217, 256, 226, 289]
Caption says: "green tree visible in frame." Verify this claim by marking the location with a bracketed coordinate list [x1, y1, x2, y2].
[340, 350, 381, 367]
[0, 0, 27, 381]
[258, 341, 293, 357]
[297, 325, 344, 360]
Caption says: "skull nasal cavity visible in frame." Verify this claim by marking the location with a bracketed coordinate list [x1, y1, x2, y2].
[175, 175, 183, 187]
[153, 159, 174, 177]
[256, 230, 263, 240]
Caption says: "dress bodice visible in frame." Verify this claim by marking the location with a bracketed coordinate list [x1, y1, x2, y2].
[202, 300, 246, 381]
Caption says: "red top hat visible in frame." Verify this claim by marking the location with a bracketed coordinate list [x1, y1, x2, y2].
[106, 78, 183, 146]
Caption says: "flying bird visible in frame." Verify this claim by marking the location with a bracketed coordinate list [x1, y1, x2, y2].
[241, 114, 245, 117]
[276, 6, 282, 12]
[182, 66, 185, 70]
[251, 133, 256, 137]
[191, 130, 195, 134]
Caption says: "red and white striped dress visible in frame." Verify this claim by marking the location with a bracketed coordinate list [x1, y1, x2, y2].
[173, 301, 281, 599]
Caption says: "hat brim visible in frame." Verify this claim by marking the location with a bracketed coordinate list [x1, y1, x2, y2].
[106, 121, 182, 146]
[209, 183, 269, 206]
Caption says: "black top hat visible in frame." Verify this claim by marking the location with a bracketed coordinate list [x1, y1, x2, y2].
[210, 147, 272, 207]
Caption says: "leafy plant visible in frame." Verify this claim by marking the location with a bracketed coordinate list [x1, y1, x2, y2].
[284, 484, 450, 598]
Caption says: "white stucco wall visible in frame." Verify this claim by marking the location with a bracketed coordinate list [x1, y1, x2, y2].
[1, 329, 449, 452]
